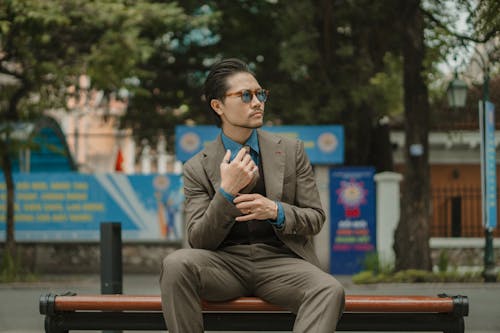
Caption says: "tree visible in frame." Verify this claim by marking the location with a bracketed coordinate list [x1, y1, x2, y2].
[120, 0, 282, 146]
[0, 0, 211, 277]
[118, 0, 404, 172]
[393, 0, 499, 270]
[269, 0, 403, 171]
[393, 0, 433, 271]
[169, 0, 496, 271]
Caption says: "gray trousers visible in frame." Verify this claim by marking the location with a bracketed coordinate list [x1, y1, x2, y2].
[159, 244, 345, 333]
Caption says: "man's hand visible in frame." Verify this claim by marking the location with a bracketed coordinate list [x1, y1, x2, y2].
[220, 148, 258, 196]
[234, 193, 278, 221]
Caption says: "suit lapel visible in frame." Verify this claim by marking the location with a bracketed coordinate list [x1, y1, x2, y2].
[203, 135, 226, 191]
[258, 130, 285, 200]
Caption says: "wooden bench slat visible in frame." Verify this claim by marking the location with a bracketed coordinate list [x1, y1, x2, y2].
[54, 295, 455, 313]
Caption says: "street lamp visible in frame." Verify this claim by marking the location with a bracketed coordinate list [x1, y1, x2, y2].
[446, 72, 468, 110]
[447, 53, 497, 282]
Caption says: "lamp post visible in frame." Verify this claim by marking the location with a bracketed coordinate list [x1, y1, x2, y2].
[446, 72, 468, 110]
[447, 56, 497, 282]
[478, 64, 496, 283]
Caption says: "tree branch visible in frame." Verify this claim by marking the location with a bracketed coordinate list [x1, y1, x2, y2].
[422, 8, 499, 44]
[6, 81, 30, 120]
[0, 65, 23, 81]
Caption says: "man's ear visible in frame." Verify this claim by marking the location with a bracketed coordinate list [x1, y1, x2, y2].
[210, 99, 223, 116]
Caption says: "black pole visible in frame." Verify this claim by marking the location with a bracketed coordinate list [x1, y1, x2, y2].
[100, 222, 123, 333]
[451, 196, 462, 238]
[484, 228, 496, 282]
[100, 222, 123, 294]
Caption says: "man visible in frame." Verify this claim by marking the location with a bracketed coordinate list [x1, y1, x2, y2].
[160, 58, 344, 333]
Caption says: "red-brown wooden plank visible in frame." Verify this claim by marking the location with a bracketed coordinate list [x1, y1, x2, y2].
[54, 295, 455, 313]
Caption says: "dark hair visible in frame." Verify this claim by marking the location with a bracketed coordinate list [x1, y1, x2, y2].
[203, 58, 255, 127]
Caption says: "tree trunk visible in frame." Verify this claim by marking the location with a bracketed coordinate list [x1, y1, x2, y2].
[0, 139, 16, 261]
[369, 120, 394, 172]
[1, 83, 25, 265]
[394, 0, 432, 271]
[344, 102, 375, 166]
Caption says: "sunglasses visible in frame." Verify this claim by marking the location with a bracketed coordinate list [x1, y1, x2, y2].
[225, 88, 269, 103]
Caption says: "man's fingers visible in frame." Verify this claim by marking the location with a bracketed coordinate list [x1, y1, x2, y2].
[241, 153, 253, 166]
[236, 214, 255, 222]
[234, 147, 249, 161]
[221, 149, 231, 164]
[233, 193, 256, 204]
[236, 206, 252, 215]
[235, 202, 251, 211]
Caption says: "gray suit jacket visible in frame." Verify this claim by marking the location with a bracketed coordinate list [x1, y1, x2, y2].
[182, 129, 326, 267]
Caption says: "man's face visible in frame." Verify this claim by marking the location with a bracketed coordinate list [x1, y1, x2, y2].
[212, 72, 265, 131]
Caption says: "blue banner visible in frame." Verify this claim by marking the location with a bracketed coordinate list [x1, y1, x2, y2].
[329, 167, 376, 275]
[0, 173, 183, 241]
[175, 125, 344, 164]
[481, 101, 497, 229]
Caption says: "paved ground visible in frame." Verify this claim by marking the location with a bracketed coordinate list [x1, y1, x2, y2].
[0, 274, 499, 333]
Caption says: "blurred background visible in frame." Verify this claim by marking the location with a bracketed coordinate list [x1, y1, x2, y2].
[0, 0, 499, 279]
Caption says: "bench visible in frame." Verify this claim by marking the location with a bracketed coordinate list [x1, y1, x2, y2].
[39, 293, 468, 332]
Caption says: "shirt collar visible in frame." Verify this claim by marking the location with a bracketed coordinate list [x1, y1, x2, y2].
[221, 129, 260, 160]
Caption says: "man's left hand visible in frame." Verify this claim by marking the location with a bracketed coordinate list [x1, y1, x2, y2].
[234, 194, 278, 221]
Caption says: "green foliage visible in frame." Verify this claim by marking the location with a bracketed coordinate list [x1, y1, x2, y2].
[0, 0, 217, 257]
[1, 0, 496, 148]
[437, 250, 449, 273]
[0, 251, 37, 283]
[368, 54, 404, 116]
[393, 269, 435, 283]
[352, 270, 381, 284]
[362, 252, 381, 273]
[423, 0, 500, 105]
[362, 252, 395, 276]
[0, 252, 17, 282]
[275, 0, 319, 81]
[356, 247, 492, 284]
[0, 0, 216, 133]
[352, 269, 484, 284]
[2, 0, 414, 158]
[469, 0, 500, 39]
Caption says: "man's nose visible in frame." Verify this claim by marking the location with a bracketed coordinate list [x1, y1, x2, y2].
[250, 93, 262, 105]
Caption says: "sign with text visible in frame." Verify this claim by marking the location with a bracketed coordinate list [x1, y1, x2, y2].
[330, 167, 376, 274]
[175, 125, 344, 164]
[480, 100, 497, 229]
[0, 173, 183, 241]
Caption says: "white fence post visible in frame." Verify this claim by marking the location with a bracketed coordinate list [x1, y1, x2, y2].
[374, 172, 403, 267]
[140, 142, 152, 175]
[123, 136, 135, 174]
[157, 135, 167, 175]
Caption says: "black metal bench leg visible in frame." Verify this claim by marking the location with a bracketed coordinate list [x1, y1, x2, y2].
[45, 316, 68, 333]
[443, 317, 465, 333]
